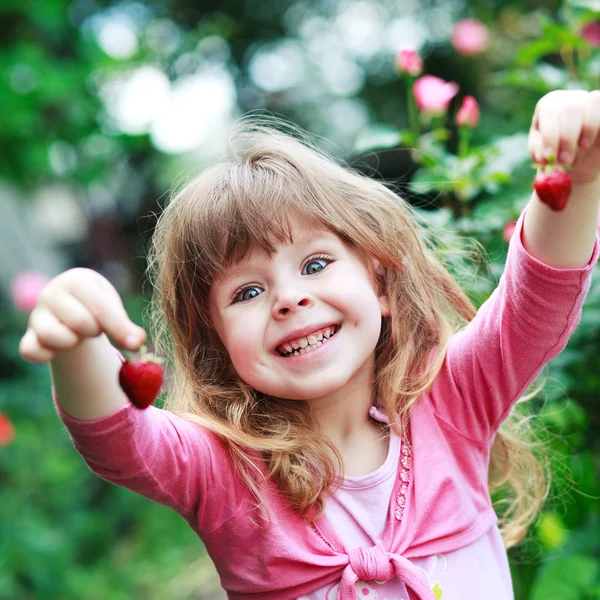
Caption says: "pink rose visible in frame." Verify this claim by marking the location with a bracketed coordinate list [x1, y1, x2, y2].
[396, 47, 422, 76]
[0, 413, 16, 446]
[581, 21, 600, 47]
[503, 221, 517, 244]
[451, 19, 490, 56]
[413, 75, 459, 116]
[456, 96, 480, 128]
[10, 271, 50, 313]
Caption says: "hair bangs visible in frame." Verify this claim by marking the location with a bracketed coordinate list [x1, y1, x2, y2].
[190, 160, 333, 282]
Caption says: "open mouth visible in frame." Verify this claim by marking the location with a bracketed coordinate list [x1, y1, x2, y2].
[276, 325, 340, 357]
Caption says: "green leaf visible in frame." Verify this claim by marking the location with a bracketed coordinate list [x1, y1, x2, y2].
[536, 512, 569, 551]
[491, 70, 553, 93]
[352, 125, 402, 154]
[416, 132, 447, 165]
[431, 128, 451, 142]
[409, 168, 439, 194]
[530, 555, 599, 600]
[399, 129, 418, 147]
[541, 19, 589, 47]
[515, 39, 560, 67]
[484, 172, 512, 185]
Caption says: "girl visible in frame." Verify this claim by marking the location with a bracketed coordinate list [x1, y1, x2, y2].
[20, 89, 600, 600]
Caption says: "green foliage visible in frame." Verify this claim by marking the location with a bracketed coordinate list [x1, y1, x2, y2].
[0, 304, 213, 599]
[531, 555, 600, 600]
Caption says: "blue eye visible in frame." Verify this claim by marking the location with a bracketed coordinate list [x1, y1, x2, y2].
[302, 255, 333, 275]
[233, 285, 263, 303]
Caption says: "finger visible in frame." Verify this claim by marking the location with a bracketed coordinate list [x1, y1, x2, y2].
[528, 128, 545, 165]
[557, 97, 584, 167]
[533, 97, 562, 162]
[43, 293, 102, 338]
[19, 329, 56, 364]
[66, 275, 146, 350]
[578, 90, 600, 149]
[29, 307, 81, 350]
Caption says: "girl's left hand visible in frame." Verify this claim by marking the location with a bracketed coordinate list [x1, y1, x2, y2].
[528, 89, 600, 185]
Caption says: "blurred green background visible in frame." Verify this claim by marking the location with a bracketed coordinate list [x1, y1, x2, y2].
[1, 0, 599, 598]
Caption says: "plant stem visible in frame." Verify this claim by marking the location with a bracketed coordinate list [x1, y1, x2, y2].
[458, 126, 471, 158]
[560, 44, 578, 81]
[405, 74, 420, 140]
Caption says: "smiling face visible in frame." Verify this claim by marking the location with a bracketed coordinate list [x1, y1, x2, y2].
[208, 219, 389, 403]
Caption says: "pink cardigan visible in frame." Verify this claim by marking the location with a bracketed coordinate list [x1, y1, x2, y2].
[54, 206, 599, 599]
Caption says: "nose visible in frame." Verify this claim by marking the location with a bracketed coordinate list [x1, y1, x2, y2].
[271, 287, 313, 318]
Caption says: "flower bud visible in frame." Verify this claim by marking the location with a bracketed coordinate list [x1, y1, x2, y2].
[581, 21, 600, 47]
[10, 271, 50, 313]
[451, 19, 490, 56]
[456, 96, 480, 128]
[413, 75, 459, 116]
[396, 47, 422, 76]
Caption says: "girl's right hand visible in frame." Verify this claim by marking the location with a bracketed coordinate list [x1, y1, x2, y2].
[19, 268, 147, 364]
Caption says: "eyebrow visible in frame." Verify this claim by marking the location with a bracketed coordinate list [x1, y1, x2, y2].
[217, 230, 337, 280]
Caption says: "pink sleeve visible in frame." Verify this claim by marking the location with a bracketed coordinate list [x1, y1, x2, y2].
[52, 388, 232, 534]
[429, 205, 599, 442]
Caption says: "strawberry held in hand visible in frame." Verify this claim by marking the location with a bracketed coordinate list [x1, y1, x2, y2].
[119, 345, 164, 409]
[533, 156, 572, 212]
[528, 91, 600, 210]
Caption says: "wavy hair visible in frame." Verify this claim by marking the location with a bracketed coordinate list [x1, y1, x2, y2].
[146, 115, 549, 547]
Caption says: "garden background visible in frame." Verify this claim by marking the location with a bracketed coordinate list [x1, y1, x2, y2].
[1, 0, 599, 598]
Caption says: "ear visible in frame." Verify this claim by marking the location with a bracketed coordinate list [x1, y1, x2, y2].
[371, 259, 391, 317]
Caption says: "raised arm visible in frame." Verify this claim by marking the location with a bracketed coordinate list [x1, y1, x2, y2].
[20, 268, 235, 531]
[428, 90, 600, 442]
[19, 267, 147, 419]
[524, 90, 600, 269]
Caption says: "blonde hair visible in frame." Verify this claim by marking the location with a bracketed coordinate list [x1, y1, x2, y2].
[146, 115, 549, 547]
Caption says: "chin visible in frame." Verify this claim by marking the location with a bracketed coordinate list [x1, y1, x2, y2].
[265, 377, 351, 402]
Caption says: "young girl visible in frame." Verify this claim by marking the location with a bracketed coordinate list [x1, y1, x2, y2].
[20, 89, 600, 600]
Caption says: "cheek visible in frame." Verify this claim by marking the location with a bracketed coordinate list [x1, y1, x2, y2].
[344, 278, 385, 322]
[346, 282, 385, 346]
[220, 317, 263, 375]
[365, 302, 384, 345]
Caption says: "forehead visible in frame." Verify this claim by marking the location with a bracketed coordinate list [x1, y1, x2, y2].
[285, 219, 339, 247]
[223, 220, 340, 276]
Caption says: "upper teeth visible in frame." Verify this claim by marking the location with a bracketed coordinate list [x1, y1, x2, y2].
[279, 326, 336, 355]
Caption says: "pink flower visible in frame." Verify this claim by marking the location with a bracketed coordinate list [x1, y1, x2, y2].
[451, 19, 490, 56]
[581, 21, 600, 47]
[503, 221, 517, 243]
[456, 96, 480, 128]
[413, 75, 459, 116]
[396, 47, 422, 76]
[10, 271, 50, 313]
[0, 413, 16, 446]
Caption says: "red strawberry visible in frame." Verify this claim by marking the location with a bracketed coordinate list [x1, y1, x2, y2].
[119, 346, 164, 409]
[533, 167, 572, 212]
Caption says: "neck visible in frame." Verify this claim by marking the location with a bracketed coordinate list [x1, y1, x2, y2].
[308, 354, 390, 476]
[307, 354, 379, 447]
